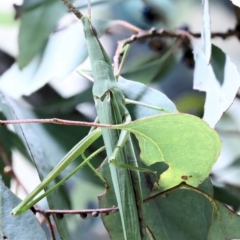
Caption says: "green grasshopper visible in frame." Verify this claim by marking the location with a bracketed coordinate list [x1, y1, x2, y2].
[10, 1, 152, 239]
[69, 2, 145, 239]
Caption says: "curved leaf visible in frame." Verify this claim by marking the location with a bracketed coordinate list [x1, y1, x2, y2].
[0, 92, 71, 239]
[210, 45, 225, 85]
[1, 22, 88, 98]
[0, 113, 12, 188]
[18, 0, 68, 68]
[122, 51, 175, 84]
[101, 176, 240, 240]
[193, 43, 240, 128]
[114, 113, 221, 190]
[175, 93, 205, 116]
[22, 0, 49, 10]
[118, 77, 178, 119]
[0, 178, 47, 240]
[214, 184, 240, 211]
[145, 183, 240, 240]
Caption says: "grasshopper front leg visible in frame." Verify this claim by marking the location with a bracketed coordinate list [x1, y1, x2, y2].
[11, 127, 102, 215]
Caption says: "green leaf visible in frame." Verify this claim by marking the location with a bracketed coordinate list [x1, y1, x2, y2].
[18, 0, 67, 68]
[8, 130, 32, 162]
[201, 0, 211, 62]
[22, 0, 49, 10]
[101, 163, 240, 240]
[114, 113, 221, 190]
[122, 50, 175, 84]
[2, 22, 88, 98]
[175, 93, 205, 116]
[0, 111, 34, 186]
[144, 181, 213, 240]
[99, 150, 176, 239]
[193, 44, 240, 128]
[0, 178, 48, 240]
[214, 184, 240, 211]
[0, 115, 12, 188]
[0, 111, 32, 187]
[210, 45, 226, 85]
[145, 184, 240, 240]
[0, 92, 71, 239]
[118, 77, 178, 119]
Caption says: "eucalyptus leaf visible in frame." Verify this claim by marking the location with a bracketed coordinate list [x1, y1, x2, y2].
[0, 115, 12, 188]
[210, 45, 226, 85]
[118, 77, 178, 119]
[214, 184, 240, 211]
[18, 0, 68, 68]
[22, 0, 49, 10]
[122, 50, 175, 84]
[0, 112, 32, 186]
[145, 184, 240, 240]
[0, 92, 71, 240]
[0, 178, 47, 240]
[113, 113, 221, 190]
[175, 93, 205, 116]
[102, 177, 240, 240]
[1, 22, 88, 98]
[193, 43, 240, 128]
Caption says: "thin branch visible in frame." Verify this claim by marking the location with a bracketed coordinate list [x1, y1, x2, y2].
[0, 118, 112, 128]
[32, 184, 183, 223]
[44, 214, 56, 240]
[192, 29, 240, 39]
[143, 183, 184, 203]
[34, 206, 119, 216]
[114, 28, 190, 74]
[33, 185, 183, 219]
[113, 25, 240, 74]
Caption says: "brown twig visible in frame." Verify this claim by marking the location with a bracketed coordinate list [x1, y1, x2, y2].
[34, 206, 119, 216]
[33, 205, 119, 236]
[113, 25, 240, 74]
[44, 214, 56, 240]
[143, 183, 184, 203]
[113, 28, 188, 74]
[0, 118, 112, 128]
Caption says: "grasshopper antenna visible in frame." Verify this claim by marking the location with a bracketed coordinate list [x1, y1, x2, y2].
[61, 0, 83, 20]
